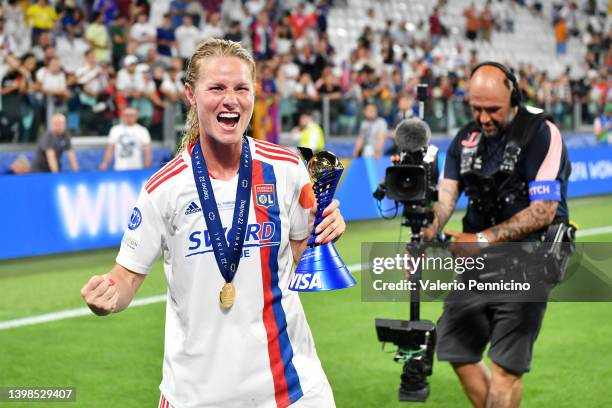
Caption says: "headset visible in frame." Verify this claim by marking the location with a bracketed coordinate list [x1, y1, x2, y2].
[470, 61, 522, 107]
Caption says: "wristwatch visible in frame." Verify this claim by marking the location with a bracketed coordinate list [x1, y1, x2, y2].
[476, 232, 489, 248]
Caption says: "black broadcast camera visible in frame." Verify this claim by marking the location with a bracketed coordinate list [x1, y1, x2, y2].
[373, 84, 439, 225]
[373, 84, 439, 402]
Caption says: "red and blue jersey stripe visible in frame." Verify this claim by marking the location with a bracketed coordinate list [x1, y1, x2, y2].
[252, 159, 303, 408]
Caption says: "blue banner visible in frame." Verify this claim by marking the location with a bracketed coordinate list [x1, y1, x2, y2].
[337, 145, 612, 221]
[0, 170, 154, 259]
[0, 145, 611, 259]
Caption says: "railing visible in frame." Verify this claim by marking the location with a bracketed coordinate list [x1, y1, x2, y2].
[279, 96, 595, 139]
[0, 94, 600, 146]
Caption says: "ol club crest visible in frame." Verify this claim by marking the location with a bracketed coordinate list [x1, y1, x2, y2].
[255, 184, 276, 208]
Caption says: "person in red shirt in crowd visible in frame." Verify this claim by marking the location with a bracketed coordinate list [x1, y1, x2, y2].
[429, 6, 444, 48]
[289, 2, 317, 40]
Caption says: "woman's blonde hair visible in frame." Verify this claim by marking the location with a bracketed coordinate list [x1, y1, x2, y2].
[178, 38, 256, 153]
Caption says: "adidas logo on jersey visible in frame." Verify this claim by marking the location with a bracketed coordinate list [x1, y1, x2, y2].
[185, 201, 202, 215]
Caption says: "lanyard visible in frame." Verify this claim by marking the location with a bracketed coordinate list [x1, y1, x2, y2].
[191, 137, 252, 283]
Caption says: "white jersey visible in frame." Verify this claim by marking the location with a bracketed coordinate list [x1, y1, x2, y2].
[117, 137, 332, 408]
[108, 123, 151, 170]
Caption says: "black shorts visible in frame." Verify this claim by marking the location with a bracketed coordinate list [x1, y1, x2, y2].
[435, 299, 547, 374]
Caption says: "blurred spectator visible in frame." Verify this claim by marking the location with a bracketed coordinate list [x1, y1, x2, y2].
[251, 11, 275, 60]
[56, 25, 89, 71]
[37, 56, 71, 118]
[555, 17, 569, 55]
[253, 63, 280, 143]
[385, 94, 416, 155]
[2, 155, 30, 175]
[224, 20, 243, 43]
[156, 14, 176, 62]
[289, 2, 317, 40]
[594, 102, 612, 143]
[295, 43, 326, 82]
[352, 101, 387, 160]
[144, 47, 165, 72]
[31, 31, 52, 63]
[221, 0, 249, 31]
[0, 54, 26, 142]
[136, 64, 165, 131]
[19, 53, 44, 143]
[131, 12, 156, 59]
[429, 6, 444, 48]
[200, 11, 224, 40]
[116, 55, 145, 104]
[160, 61, 183, 103]
[316, 66, 343, 133]
[99, 106, 152, 170]
[291, 71, 318, 123]
[381, 37, 397, 68]
[393, 94, 416, 125]
[94, 68, 120, 134]
[110, 14, 128, 71]
[62, 8, 86, 36]
[360, 66, 381, 100]
[3, 0, 25, 37]
[463, 2, 480, 41]
[25, 0, 58, 45]
[316, 0, 330, 34]
[563, 2, 580, 37]
[86, 11, 111, 64]
[169, 0, 189, 29]
[293, 111, 324, 152]
[175, 15, 200, 65]
[480, 2, 494, 43]
[75, 49, 105, 132]
[30, 113, 79, 173]
[93, 0, 119, 25]
[131, 0, 151, 19]
[186, 1, 206, 28]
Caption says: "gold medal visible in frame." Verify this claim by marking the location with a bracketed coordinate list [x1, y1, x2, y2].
[220, 282, 236, 308]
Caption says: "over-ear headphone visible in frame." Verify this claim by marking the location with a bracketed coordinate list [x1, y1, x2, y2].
[470, 61, 522, 107]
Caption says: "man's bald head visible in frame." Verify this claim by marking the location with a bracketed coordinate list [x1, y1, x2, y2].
[50, 113, 66, 136]
[470, 65, 514, 101]
[468, 64, 518, 137]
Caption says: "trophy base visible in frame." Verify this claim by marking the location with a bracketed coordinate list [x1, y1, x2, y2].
[290, 242, 356, 292]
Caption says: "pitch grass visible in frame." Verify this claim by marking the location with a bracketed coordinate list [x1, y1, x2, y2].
[1, 195, 611, 407]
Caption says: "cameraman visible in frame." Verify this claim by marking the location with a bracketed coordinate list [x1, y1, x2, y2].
[423, 62, 571, 408]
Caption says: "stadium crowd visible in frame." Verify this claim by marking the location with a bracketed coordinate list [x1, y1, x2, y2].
[0, 0, 610, 146]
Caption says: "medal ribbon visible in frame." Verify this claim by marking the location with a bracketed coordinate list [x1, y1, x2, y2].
[191, 137, 251, 283]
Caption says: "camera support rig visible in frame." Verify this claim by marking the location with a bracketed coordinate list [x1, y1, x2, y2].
[374, 84, 437, 402]
[375, 207, 437, 402]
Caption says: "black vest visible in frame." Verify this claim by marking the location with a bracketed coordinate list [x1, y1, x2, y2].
[458, 107, 551, 228]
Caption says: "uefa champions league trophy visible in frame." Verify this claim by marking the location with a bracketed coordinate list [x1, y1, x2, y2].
[288, 148, 356, 292]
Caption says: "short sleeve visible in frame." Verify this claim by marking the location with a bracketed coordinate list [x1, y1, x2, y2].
[140, 126, 151, 144]
[442, 133, 461, 182]
[116, 71, 128, 91]
[108, 126, 119, 144]
[522, 120, 566, 202]
[523, 121, 563, 182]
[64, 133, 72, 150]
[288, 160, 313, 241]
[376, 118, 388, 135]
[115, 189, 165, 274]
[39, 132, 53, 150]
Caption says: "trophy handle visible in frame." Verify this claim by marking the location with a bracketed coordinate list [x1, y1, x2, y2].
[296, 146, 314, 163]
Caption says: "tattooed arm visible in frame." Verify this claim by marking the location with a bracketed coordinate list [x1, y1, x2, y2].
[482, 200, 558, 243]
[423, 178, 460, 240]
